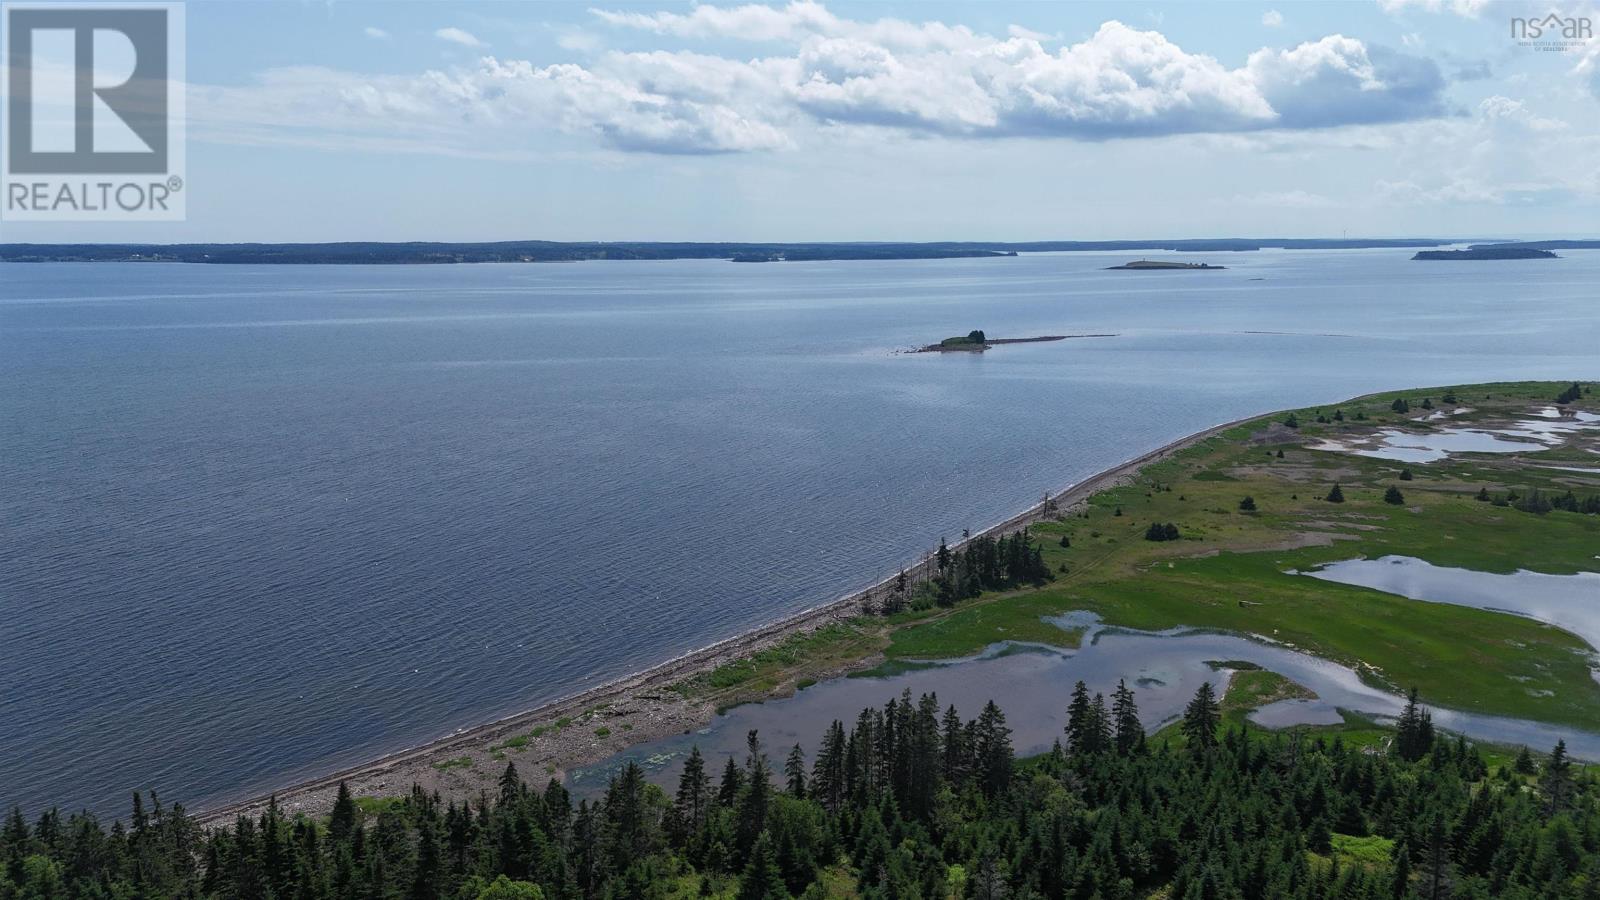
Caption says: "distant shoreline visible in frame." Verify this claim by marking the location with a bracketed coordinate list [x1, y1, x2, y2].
[0, 237, 1508, 266]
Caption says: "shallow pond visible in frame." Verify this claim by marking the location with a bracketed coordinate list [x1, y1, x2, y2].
[568, 611, 1600, 794]
[1310, 427, 1551, 463]
[1308, 408, 1599, 463]
[1305, 555, 1600, 652]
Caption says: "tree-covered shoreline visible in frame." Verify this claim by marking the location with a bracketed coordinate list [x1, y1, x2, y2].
[6, 685, 1596, 899]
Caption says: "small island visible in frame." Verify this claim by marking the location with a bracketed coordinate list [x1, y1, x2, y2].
[1412, 248, 1558, 260]
[1106, 259, 1225, 270]
[914, 330, 1074, 352]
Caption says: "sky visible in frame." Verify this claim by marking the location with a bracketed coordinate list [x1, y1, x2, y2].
[3, 0, 1598, 243]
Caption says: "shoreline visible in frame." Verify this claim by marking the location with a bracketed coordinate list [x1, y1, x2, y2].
[195, 412, 1262, 826]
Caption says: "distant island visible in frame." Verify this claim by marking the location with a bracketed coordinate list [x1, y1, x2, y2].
[1468, 240, 1600, 251]
[913, 330, 1117, 352]
[1412, 248, 1559, 261]
[0, 237, 1512, 265]
[1106, 260, 1225, 270]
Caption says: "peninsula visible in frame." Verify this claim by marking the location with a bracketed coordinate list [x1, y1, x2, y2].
[192, 380, 1599, 830]
[912, 330, 1074, 352]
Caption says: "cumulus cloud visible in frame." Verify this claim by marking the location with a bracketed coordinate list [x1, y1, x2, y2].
[436, 27, 487, 49]
[1377, 0, 1491, 17]
[190, 59, 790, 156]
[1368, 93, 1595, 206]
[192, 4, 1454, 156]
[1262, 10, 1284, 27]
[1477, 95, 1565, 131]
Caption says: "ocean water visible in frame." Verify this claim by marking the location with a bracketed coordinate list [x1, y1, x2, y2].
[3, 250, 1598, 818]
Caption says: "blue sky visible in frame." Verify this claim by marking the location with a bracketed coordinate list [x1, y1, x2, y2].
[6, 0, 1598, 242]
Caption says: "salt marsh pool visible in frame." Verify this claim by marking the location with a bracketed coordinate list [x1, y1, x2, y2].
[569, 611, 1600, 793]
[1306, 555, 1600, 651]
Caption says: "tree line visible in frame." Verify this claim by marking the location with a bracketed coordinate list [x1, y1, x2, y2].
[6, 682, 1598, 899]
[879, 529, 1052, 615]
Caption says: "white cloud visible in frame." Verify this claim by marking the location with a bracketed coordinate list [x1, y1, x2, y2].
[1366, 94, 1597, 207]
[558, 30, 603, 52]
[191, 5, 1454, 156]
[1262, 10, 1284, 27]
[1477, 95, 1566, 131]
[436, 27, 487, 49]
[1234, 189, 1337, 207]
[364, 27, 390, 41]
[1377, 0, 1491, 18]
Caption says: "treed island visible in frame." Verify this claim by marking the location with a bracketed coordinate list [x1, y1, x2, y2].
[7, 381, 1600, 899]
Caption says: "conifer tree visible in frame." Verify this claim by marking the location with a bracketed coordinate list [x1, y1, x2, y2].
[329, 781, 357, 846]
[717, 757, 743, 808]
[1325, 484, 1346, 503]
[676, 747, 711, 834]
[1182, 683, 1220, 754]
[1393, 688, 1434, 762]
[1541, 739, 1573, 814]
[1112, 679, 1144, 755]
[736, 832, 788, 900]
[783, 745, 806, 799]
[1066, 681, 1094, 756]
[972, 701, 1013, 798]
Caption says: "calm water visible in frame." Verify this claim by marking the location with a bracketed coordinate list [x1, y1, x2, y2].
[1308, 556, 1600, 651]
[4, 250, 1599, 817]
[570, 614, 1600, 795]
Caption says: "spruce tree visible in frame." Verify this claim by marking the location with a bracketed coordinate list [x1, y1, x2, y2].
[1089, 693, 1113, 755]
[329, 781, 358, 846]
[737, 832, 788, 900]
[1541, 739, 1573, 814]
[1325, 484, 1345, 503]
[677, 747, 711, 834]
[1182, 683, 1220, 754]
[1112, 679, 1144, 755]
[783, 745, 806, 799]
[1065, 681, 1094, 756]
[717, 757, 743, 808]
[1385, 486, 1405, 505]
[1393, 688, 1434, 762]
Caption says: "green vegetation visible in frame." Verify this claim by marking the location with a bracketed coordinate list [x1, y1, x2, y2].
[431, 756, 473, 772]
[670, 621, 883, 704]
[864, 381, 1600, 730]
[937, 329, 987, 348]
[14, 684, 1600, 899]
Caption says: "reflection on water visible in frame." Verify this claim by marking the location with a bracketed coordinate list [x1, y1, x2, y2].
[1307, 408, 1599, 463]
[569, 612, 1600, 794]
[1306, 555, 1600, 651]
[1311, 427, 1550, 463]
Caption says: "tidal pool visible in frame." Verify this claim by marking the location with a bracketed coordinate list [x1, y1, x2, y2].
[1307, 408, 1598, 463]
[1310, 427, 1551, 463]
[568, 612, 1600, 794]
[1306, 555, 1600, 651]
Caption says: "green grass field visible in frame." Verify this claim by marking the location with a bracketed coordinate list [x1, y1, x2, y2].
[678, 381, 1600, 736]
